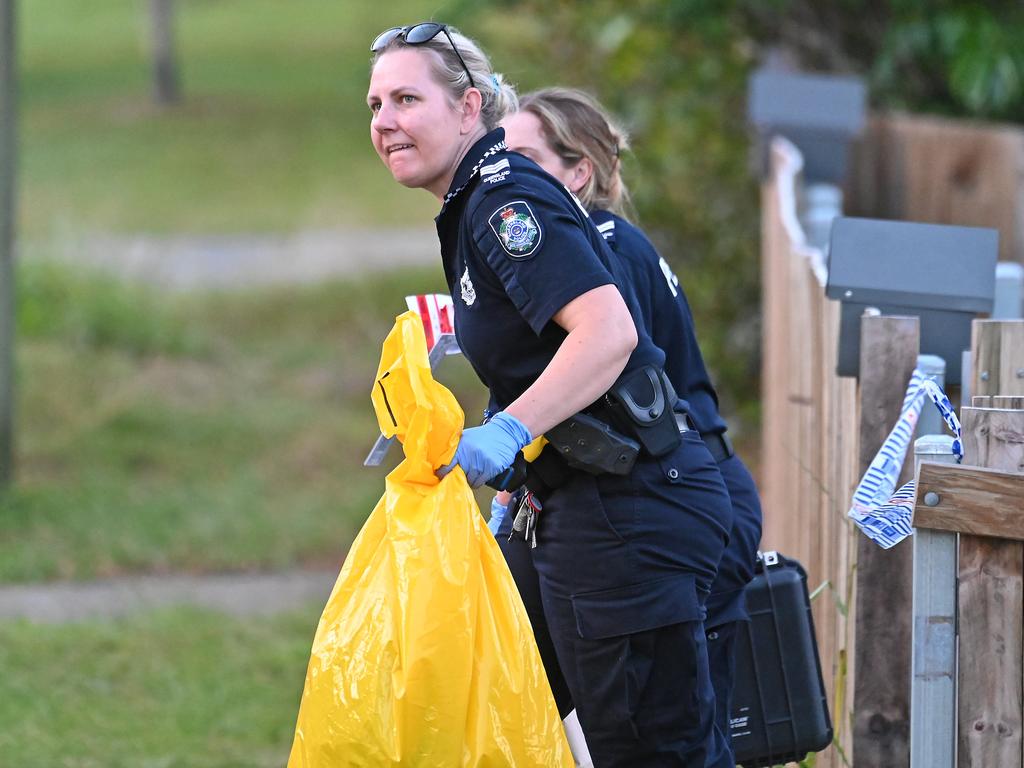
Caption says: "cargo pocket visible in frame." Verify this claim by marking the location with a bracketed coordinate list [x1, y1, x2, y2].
[571, 572, 704, 640]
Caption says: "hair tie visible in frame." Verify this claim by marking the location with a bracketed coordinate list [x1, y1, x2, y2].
[491, 74, 500, 89]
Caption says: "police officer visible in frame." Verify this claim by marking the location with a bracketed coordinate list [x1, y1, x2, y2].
[369, 24, 733, 767]
[500, 87, 764, 760]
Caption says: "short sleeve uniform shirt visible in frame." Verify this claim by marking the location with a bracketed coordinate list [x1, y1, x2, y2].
[590, 209, 727, 436]
[436, 130, 665, 411]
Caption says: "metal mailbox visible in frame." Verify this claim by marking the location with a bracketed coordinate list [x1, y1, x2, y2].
[748, 68, 866, 183]
[826, 217, 998, 383]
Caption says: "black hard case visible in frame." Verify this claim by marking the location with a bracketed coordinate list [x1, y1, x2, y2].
[730, 553, 833, 767]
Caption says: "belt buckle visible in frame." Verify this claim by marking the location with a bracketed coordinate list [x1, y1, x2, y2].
[674, 412, 692, 433]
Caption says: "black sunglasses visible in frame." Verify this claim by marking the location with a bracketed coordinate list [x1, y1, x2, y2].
[370, 22, 477, 90]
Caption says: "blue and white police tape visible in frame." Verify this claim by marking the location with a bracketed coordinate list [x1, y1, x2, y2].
[848, 368, 962, 549]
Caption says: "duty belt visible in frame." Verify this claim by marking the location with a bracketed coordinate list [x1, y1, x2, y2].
[701, 431, 734, 464]
[674, 412, 694, 433]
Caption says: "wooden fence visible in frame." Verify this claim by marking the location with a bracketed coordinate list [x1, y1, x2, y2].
[847, 112, 1024, 266]
[761, 122, 1024, 766]
[911, 323, 1024, 768]
[760, 138, 860, 767]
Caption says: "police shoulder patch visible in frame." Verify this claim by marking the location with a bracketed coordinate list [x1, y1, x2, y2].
[488, 200, 542, 259]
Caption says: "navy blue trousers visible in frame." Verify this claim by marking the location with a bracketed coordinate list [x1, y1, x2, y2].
[704, 453, 762, 744]
[499, 437, 762, 765]
[500, 431, 734, 767]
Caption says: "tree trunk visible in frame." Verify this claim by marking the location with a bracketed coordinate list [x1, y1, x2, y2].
[0, 0, 17, 487]
[149, 0, 180, 105]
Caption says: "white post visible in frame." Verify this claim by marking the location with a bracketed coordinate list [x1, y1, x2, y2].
[915, 354, 946, 440]
[801, 182, 843, 263]
[910, 433, 958, 768]
[993, 262, 1024, 320]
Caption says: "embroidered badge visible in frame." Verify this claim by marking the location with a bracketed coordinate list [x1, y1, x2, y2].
[488, 201, 542, 259]
[460, 266, 476, 306]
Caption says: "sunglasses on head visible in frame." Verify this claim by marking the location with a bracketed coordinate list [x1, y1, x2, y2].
[371, 22, 478, 90]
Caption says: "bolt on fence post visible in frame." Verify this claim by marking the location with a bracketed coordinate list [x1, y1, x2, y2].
[910, 432, 958, 768]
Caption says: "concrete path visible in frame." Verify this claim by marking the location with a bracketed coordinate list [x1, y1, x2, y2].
[24, 227, 439, 290]
[0, 568, 339, 623]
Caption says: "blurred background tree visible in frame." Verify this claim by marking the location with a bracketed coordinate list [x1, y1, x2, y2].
[1, 0, 16, 487]
[148, 0, 181, 105]
[464, 0, 1024, 434]
[470, 0, 763, 429]
[464, 0, 761, 430]
[745, 0, 1024, 121]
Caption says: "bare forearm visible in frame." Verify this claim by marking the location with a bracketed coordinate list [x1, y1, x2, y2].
[505, 289, 636, 436]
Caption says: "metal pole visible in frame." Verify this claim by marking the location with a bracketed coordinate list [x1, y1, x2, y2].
[910, 434, 958, 768]
[914, 354, 946, 440]
[0, 0, 17, 487]
[801, 182, 843, 264]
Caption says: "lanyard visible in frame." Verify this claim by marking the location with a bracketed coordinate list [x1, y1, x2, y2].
[443, 140, 507, 206]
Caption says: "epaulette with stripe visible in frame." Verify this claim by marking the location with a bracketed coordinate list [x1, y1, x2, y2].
[596, 218, 616, 243]
[478, 158, 514, 191]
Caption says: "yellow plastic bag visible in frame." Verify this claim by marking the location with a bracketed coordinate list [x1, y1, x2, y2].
[288, 311, 573, 768]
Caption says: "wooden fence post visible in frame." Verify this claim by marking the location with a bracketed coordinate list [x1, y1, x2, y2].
[972, 320, 1024, 396]
[853, 314, 920, 768]
[956, 319, 1024, 768]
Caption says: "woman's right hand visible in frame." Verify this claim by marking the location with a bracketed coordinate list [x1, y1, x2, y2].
[436, 412, 533, 488]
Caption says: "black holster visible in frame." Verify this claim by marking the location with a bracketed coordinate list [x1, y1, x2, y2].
[597, 364, 682, 458]
[545, 412, 640, 476]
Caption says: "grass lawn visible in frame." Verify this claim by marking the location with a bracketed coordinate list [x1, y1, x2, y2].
[1, 262, 491, 582]
[0, 605, 320, 767]
[19, 0, 464, 236]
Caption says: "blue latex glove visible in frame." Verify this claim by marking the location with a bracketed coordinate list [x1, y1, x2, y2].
[488, 496, 509, 536]
[438, 412, 532, 488]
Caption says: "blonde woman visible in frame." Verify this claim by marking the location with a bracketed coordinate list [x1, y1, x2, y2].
[368, 26, 733, 766]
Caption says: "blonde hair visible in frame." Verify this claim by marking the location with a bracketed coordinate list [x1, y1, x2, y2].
[518, 87, 632, 217]
[372, 26, 518, 131]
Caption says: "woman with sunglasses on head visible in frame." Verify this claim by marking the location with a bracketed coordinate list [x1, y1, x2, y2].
[499, 87, 765, 761]
[368, 24, 735, 767]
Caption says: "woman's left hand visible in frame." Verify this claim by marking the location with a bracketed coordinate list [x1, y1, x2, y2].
[488, 495, 510, 535]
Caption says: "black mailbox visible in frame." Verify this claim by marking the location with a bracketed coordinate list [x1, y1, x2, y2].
[748, 69, 866, 182]
[826, 217, 997, 383]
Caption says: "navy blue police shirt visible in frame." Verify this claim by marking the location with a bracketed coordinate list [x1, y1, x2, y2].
[590, 209, 728, 437]
[435, 129, 665, 411]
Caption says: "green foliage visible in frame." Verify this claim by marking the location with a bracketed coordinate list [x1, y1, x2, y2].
[472, 1, 762, 425]
[463, 0, 1024, 426]
[0, 605, 318, 765]
[744, 0, 1024, 121]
